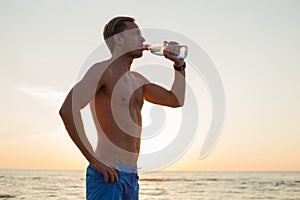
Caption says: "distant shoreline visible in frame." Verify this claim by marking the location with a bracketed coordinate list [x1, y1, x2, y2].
[1, 168, 299, 173]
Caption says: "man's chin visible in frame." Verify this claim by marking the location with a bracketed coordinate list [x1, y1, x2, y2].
[131, 50, 143, 58]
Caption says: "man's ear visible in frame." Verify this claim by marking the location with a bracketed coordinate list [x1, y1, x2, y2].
[113, 33, 124, 46]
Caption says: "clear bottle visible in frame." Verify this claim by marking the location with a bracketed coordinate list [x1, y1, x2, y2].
[143, 41, 188, 59]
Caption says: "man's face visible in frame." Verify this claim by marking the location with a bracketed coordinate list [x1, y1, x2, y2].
[120, 22, 145, 58]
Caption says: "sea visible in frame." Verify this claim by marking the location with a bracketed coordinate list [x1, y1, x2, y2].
[0, 169, 299, 200]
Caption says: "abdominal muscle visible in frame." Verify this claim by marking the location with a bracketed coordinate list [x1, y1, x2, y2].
[95, 131, 140, 165]
[90, 98, 142, 166]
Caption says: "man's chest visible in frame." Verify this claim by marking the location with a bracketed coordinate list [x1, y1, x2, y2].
[104, 72, 144, 106]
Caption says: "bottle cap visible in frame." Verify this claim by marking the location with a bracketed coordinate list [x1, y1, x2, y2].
[143, 44, 150, 51]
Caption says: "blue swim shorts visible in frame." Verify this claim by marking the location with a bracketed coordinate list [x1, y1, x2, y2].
[86, 163, 139, 200]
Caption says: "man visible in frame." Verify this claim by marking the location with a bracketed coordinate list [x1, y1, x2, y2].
[59, 16, 186, 200]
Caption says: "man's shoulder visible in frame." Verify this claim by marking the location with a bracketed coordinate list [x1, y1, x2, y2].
[130, 71, 150, 84]
[90, 60, 111, 72]
[85, 61, 113, 79]
[76, 61, 113, 89]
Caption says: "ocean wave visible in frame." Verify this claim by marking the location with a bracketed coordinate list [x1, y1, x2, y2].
[140, 178, 192, 182]
[0, 170, 299, 200]
[0, 194, 15, 199]
[140, 177, 234, 182]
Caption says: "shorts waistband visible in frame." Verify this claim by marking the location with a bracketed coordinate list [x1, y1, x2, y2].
[116, 163, 137, 173]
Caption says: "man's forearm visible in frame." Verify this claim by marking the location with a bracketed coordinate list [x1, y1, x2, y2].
[171, 68, 186, 106]
[59, 100, 97, 164]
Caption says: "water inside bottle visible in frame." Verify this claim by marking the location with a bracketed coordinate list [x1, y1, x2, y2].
[177, 45, 188, 59]
[149, 43, 164, 56]
[144, 42, 188, 59]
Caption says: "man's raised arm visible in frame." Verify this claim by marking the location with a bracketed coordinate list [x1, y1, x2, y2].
[142, 42, 186, 107]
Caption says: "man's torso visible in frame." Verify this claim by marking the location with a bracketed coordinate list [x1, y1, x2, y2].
[91, 61, 145, 165]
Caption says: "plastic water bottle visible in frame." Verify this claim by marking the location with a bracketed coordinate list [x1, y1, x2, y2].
[143, 41, 188, 59]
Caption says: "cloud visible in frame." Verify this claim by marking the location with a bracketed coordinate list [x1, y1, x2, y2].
[0, 86, 68, 137]
[17, 86, 66, 107]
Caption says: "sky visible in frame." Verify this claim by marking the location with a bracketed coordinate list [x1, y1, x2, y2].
[0, 0, 299, 171]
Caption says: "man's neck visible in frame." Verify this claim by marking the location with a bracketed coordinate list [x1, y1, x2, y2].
[111, 53, 133, 73]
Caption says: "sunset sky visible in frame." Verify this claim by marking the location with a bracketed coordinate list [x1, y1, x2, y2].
[0, 0, 299, 171]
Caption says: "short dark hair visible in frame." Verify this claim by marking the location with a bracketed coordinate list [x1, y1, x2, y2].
[103, 16, 135, 53]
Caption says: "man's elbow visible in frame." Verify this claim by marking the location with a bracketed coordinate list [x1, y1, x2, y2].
[170, 93, 185, 108]
[176, 101, 185, 108]
[171, 99, 184, 108]
[59, 99, 81, 121]
[59, 101, 72, 119]
[59, 91, 74, 119]
[59, 106, 65, 117]
[178, 101, 184, 107]
[59, 105, 68, 119]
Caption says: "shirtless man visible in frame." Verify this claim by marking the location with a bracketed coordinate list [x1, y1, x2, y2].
[59, 16, 186, 200]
